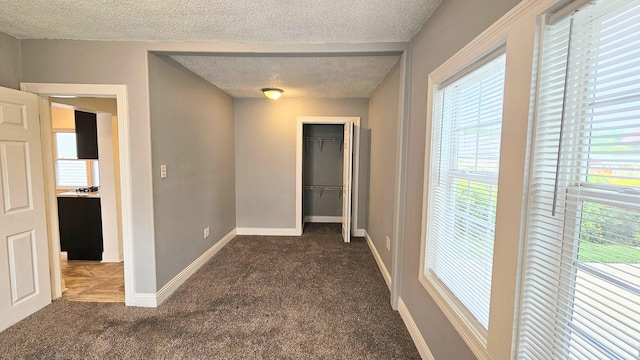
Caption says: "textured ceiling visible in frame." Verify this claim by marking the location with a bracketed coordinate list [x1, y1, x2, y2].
[0, 0, 440, 43]
[1, 0, 443, 99]
[170, 55, 401, 98]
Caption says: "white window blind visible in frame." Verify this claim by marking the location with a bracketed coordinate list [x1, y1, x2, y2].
[55, 160, 89, 187]
[518, 0, 640, 359]
[426, 52, 506, 331]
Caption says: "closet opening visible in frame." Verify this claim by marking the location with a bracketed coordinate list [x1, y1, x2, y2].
[295, 117, 357, 242]
[303, 123, 344, 225]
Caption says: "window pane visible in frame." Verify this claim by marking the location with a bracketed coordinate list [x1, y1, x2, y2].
[55, 160, 88, 187]
[55, 132, 77, 159]
[426, 52, 506, 330]
[585, 99, 640, 186]
[571, 201, 640, 358]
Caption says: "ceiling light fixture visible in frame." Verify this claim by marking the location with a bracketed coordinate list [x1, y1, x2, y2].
[262, 88, 284, 100]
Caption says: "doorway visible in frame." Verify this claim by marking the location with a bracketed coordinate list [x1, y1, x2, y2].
[20, 83, 134, 305]
[50, 101, 124, 302]
[295, 116, 359, 242]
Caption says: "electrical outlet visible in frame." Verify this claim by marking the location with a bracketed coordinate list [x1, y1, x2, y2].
[386, 236, 391, 251]
[160, 164, 167, 178]
[204, 227, 210, 239]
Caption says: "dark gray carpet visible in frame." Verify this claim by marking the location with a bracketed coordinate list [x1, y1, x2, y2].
[0, 223, 420, 359]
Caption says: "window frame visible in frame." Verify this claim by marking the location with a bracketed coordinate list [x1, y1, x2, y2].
[516, 1, 640, 358]
[424, 49, 507, 340]
[53, 128, 98, 189]
[419, 48, 512, 355]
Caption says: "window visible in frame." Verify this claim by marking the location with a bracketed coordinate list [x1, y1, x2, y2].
[422, 52, 506, 335]
[518, 0, 640, 358]
[54, 131, 99, 188]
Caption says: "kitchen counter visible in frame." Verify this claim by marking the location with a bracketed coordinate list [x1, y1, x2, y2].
[58, 190, 100, 198]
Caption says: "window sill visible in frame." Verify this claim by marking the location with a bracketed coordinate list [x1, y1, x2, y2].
[418, 271, 492, 360]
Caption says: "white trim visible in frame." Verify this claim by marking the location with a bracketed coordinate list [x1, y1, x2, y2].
[35, 97, 64, 299]
[304, 216, 342, 223]
[398, 297, 435, 360]
[352, 120, 361, 235]
[21, 83, 136, 306]
[101, 251, 123, 263]
[353, 229, 365, 237]
[236, 227, 299, 236]
[365, 231, 391, 290]
[295, 116, 360, 236]
[155, 228, 237, 305]
[130, 292, 157, 308]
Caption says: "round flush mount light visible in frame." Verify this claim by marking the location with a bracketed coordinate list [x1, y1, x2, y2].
[262, 88, 284, 100]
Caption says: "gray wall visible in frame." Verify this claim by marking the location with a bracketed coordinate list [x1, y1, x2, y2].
[303, 124, 344, 218]
[234, 98, 369, 230]
[0, 32, 22, 89]
[148, 54, 236, 289]
[400, 0, 523, 358]
[366, 60, 401, 272]
[20, 40, 158, 293]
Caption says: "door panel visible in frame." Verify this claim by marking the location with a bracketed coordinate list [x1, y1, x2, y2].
[341, 122, 353, 243]
[0, 86, 51, 332]
[1, 142, 31, 212]
[7, 231, 37, 303]
[0, 101, 27, 127]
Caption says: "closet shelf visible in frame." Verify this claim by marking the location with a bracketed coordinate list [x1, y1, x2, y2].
[304, 185, 343, 198]
[305, 136, 344, 152]
[304, 185, 342, 191]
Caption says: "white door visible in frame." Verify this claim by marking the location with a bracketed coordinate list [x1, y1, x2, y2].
[341, 122, 354, 243]
[0, 86, 51, 332]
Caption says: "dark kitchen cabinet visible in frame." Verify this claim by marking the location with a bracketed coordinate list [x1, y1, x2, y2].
[57, 197, 103, 260]
[75, 110, 98, 159]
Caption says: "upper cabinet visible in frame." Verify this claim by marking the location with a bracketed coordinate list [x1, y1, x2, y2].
[74, 110, 98, 159]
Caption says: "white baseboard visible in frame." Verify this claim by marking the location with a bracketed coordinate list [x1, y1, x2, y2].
[364, 231, 392, 290]
[236, 227, 298, 236]
[304, 216, 341, 223]
[129, 228, 237, 308]
[398, 297, 435, 360]
[155, 228, 238, 306]
[101, 251, 123, 263]
[130, 292, 158, 307]
[353, 228, 365, 237]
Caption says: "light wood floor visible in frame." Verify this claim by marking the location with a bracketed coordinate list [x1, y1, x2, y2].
[61, 260, 125, 302]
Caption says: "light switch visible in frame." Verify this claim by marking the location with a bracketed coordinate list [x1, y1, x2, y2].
[160, 164, 167, 178]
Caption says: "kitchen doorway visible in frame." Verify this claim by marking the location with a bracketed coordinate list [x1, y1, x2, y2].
[20, 83, 134, 305]
[50, 101, 124, 302]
